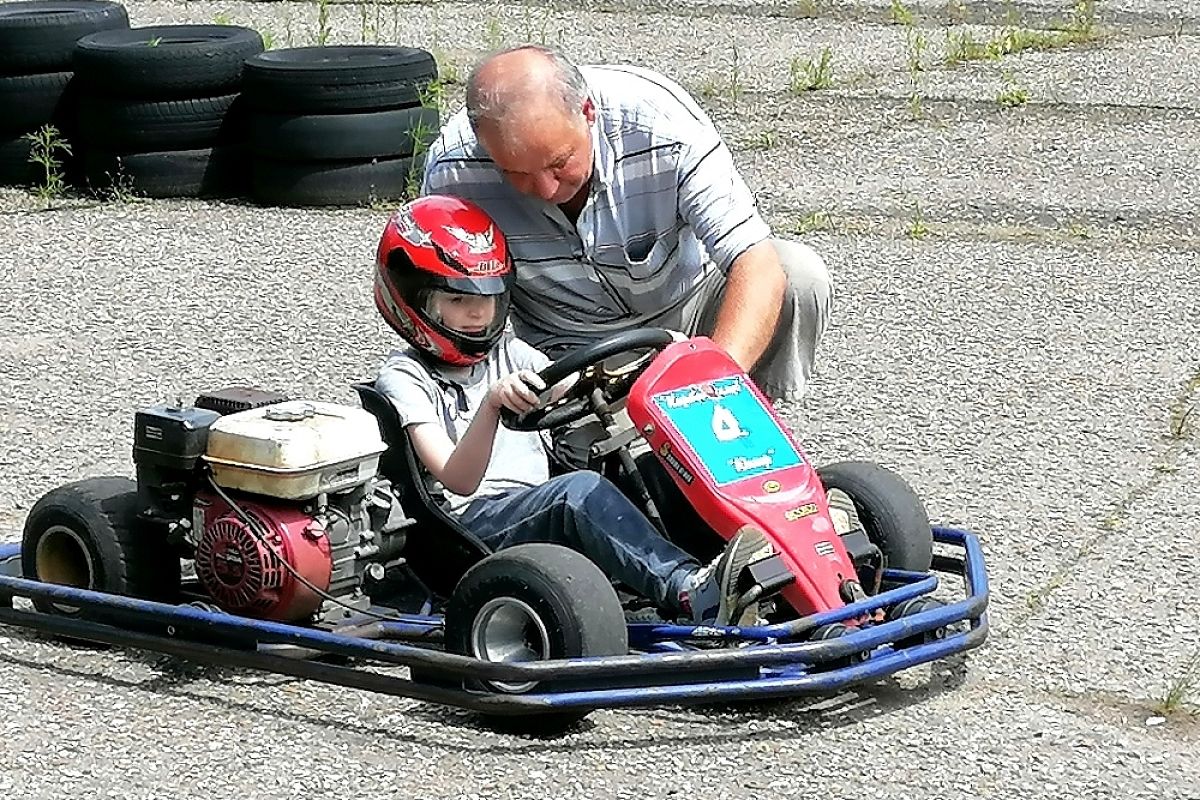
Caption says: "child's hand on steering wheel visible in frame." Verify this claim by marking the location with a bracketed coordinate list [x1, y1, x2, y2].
[487, 370, 547, 414]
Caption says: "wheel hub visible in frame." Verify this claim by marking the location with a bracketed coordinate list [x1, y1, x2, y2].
[469, 596, 551, 694]
[34, 524, 96, 613]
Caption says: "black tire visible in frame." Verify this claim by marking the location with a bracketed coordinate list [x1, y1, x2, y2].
[242, 46, 437, 114]
[0, 0, 128, 76]
[440, 543, 628, 732]
[251, 106, 439, 161]
[73, 24, 264, 99]
[0, 71, 75, 135]
[84, 145, 247, 198]
[20, 476, 181, 616]
[251, 154, 418, 207]
[0, 135, 40, 186]
[79, 93, 248, 152]
[817, 461, 933, 573]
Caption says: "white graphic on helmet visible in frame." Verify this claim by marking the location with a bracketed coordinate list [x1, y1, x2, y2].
[446, 224, 495, 254]
[393, 207, 433, 248]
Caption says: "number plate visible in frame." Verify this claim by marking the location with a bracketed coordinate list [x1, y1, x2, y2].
[652, 376, 803, 486]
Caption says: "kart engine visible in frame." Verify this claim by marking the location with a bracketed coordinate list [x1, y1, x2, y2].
[133, 391, 413, 623]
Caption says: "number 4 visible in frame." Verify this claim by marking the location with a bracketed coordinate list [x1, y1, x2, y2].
[711, 404, 745, 441]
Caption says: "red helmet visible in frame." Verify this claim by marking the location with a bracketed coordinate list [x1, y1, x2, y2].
[374, 195, 514, 366]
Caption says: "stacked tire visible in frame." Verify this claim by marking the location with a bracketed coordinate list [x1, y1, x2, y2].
[72, 24, 264, 198]
[242, 45, 440, 207]
[0, 0, 128, 186]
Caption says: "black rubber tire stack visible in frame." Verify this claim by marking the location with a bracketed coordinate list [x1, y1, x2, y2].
[70, 24, 264, 198]
[0, 0, 129, 187]
[242, 45, 440, 207]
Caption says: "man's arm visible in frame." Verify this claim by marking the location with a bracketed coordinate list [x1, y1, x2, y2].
[708, 240, 786, 372]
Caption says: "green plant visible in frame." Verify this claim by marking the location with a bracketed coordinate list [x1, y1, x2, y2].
[794, 210, 833, 234]
[484, 15, 503, 51]
[946, 0, 969, 22]
[22, 124, 72, 207]
[997, 70, 1029, 106]
[905, 29, 927, 120]
[727, 44, 745, 103]
[147, 36, 162, 47]
[789, 47, 833, 92]
[907, 201, 931, 239]
[1167, 375, 1200, 440]
[1064, 220, 1091, 239]
[261, 29, 276, 50]
[744, 128, 780, 150]
[1157, 650, 1200, 715]
[889, 0, 915, 25]
[213, 11, 232, 25]
[316, 0, 331, 46]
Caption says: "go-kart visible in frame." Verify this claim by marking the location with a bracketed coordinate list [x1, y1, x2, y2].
[0, 329, 989, 733]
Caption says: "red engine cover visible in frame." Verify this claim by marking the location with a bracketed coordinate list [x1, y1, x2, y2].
[193, 493, 332, 622]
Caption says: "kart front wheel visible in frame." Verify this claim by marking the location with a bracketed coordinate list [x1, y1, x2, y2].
[21, 476, 181, 616]
[816, 461, 933, 574]
[442, 542, 628, 733]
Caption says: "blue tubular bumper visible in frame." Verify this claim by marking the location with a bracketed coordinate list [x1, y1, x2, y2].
[0, 527, 989, 715]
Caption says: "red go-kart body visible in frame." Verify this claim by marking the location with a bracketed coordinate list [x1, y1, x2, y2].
[627, 338, 857, 618]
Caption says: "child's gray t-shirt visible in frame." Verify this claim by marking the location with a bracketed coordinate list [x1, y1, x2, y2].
[375, 330, 552, 514]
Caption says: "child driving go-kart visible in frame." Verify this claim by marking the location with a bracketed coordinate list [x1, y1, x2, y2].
[371, 194, 775, 627]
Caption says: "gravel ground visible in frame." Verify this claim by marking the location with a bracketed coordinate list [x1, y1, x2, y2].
[1, 0, 1198, 798]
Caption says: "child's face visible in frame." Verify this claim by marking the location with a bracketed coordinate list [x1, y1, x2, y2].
[430, 291, 497, 334]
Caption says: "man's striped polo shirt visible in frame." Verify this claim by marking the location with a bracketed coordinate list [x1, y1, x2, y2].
[421, 63, 772, 354]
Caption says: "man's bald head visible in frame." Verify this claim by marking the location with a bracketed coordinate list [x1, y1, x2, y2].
[465, 45, 590, 138]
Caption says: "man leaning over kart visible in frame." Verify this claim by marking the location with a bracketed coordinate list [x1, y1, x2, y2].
[373, 194, 774, 627]
[419, 44, 838, 555]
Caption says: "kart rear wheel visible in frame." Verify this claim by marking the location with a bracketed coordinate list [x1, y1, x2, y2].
[20, 476, 181, 617]
[816, 461, 933, 574]
[439, 543, 628, 733]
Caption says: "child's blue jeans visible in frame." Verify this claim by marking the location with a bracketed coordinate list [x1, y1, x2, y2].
[456, 471, 698, 611]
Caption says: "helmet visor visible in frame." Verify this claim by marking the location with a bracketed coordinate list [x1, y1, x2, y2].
[419, 288, 511, 350]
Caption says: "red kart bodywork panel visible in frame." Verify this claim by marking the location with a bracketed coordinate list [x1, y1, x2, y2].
[627, 338, 857, 616]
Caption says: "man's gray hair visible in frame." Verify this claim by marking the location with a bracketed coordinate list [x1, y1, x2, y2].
[465, 45, 589, 131]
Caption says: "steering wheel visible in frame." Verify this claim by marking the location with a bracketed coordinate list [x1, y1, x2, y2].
[500, 328, 677, 431]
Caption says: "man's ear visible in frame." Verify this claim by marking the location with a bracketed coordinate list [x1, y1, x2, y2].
[582, 97, 597, 124]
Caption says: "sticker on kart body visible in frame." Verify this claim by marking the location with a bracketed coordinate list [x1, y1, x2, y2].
[653, 376, 803, 486]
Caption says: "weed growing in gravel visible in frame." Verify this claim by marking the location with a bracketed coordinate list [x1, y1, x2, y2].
[1158, 650, 1200, 715]
[996, 70, 1029, 106]
[744, 129, 780, 150]
[889, 0, 915, 26]
[316, 0, 332, 46]
[945, 1, 1100, 67]
[1064, 219, 1091, 239]
[904, 28, 928, 120]
[1167, 375, 1199, 440]
[794, 210, 834, 234]
[907, 201, 931, 239]
[22, 124, 72, 207]
[103, 169, 138, 204]
[698, 47, 746, 102]
[946, 0, 969, 23]
[484, 15, 504, 51]
[791, 0, 827, 19]
[789, 47, 834, 92]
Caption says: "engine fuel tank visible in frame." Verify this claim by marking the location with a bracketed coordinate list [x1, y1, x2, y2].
[203, 400, 387, 500]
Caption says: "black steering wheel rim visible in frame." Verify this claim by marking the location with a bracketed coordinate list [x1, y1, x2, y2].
[501, 328, 677, 431]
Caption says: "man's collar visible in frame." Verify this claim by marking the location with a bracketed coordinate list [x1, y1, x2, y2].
[588, 95, 614, 189]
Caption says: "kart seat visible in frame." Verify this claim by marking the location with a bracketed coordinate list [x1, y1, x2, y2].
[351, 381, 492, 599]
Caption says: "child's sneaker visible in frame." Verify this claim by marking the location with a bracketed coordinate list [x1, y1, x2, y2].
[679, 527, 774, 627]
[826, 488, 863, 535]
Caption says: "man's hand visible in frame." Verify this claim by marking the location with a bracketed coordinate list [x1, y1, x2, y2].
[709, 241, 786, 372]
[487, 370, 547, 414]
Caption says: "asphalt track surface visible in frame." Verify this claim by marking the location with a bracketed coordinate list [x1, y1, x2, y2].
[1, 1, 1197, 797]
